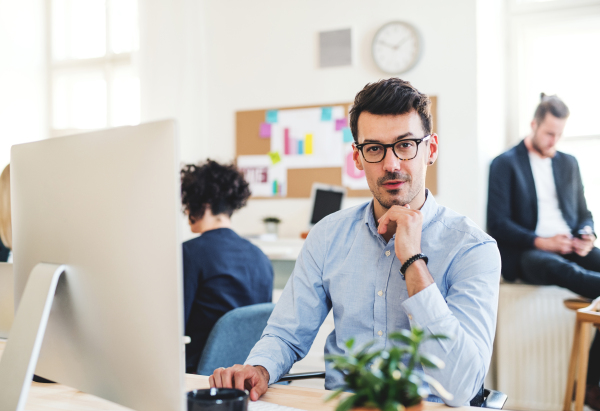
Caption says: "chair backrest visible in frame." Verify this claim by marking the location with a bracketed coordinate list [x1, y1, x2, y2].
[196, 302, 275, 376]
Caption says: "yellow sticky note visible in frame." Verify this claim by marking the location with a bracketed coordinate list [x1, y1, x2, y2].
[268, 151, 281, 165]
[305, 134, 313, 154]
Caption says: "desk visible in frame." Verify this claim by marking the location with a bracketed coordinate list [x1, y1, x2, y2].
[0, 341, 490, 411]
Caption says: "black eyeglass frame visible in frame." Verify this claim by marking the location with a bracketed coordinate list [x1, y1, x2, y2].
[354, 134, 431, 163]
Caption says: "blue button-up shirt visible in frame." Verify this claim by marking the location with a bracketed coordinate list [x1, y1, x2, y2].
[245, 191, 501, 406]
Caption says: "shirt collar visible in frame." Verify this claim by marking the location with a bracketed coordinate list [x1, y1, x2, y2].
[363, 189, 437, 236]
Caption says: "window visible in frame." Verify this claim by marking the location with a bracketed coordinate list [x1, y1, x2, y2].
[510, 1, 600, 224]
[49, 0, 140, 136]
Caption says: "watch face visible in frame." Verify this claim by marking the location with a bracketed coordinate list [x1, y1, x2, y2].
[372, 22, 420, 74]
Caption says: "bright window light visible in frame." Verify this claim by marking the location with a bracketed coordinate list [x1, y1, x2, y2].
[518, 19, 600, 138]
[109, 0, 139, 54]
[50, 0, 139, 133]
[53, 69, 107, 129]
[52, 0, 106, 61]
[111, 65, 140, 126]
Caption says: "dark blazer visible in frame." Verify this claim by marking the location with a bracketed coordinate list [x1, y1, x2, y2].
[487, 140, 594, 281]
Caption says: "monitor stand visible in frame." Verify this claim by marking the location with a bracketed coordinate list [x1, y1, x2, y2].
[0, 263, 65, 411]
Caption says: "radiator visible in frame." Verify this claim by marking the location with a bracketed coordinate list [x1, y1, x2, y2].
[494, 283, 583, 411]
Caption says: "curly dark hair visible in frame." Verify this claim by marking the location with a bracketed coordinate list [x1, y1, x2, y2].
[349, 78, 432, 143]
[181, 160, 251, 223]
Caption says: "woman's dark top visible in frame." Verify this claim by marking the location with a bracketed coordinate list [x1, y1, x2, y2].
[183, 228, 273, 373]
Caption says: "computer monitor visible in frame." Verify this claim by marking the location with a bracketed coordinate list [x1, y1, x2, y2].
[308, 183, 346, 228]
[4, 120, 185, 411]
[0, 263, 13, 339]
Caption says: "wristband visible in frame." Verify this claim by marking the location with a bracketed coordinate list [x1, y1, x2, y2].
[400, 253, 428, 279]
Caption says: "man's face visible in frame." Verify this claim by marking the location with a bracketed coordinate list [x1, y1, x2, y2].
[353, 111, 437, 210]
[530, 113, 567, 158]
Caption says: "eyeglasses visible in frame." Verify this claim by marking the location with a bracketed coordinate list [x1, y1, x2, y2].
[354, 135, 431, 163]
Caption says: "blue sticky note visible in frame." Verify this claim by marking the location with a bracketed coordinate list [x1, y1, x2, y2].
[342, 127, 353, 143]
[321, 107, 333, 121]
[266, 110, 278, 124]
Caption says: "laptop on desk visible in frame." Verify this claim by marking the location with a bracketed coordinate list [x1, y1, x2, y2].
[0, 263, 13, 339]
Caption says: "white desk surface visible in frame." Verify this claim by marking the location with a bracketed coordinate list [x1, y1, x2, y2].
[249, 238, 304, 261]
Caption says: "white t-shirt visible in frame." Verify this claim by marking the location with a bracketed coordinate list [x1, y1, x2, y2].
[529, 152, 572, 238]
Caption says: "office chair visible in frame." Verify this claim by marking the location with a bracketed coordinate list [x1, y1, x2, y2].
[278, 374, 508, 409]
[196, 302, 275, 376]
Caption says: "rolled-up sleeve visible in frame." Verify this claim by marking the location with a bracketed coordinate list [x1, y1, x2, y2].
[402, 240, 501, 406]
[245, 222, 332, 384]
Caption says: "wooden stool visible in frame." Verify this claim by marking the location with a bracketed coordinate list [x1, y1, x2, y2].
[563, 297, 599, 411]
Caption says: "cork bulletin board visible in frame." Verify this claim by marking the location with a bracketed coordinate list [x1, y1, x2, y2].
[236, 97, 437, 198]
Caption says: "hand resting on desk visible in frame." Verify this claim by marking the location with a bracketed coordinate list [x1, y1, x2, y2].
[209, 364, 270, 401]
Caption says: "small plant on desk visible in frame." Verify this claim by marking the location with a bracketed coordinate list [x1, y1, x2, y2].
[262, 217, 281, 235]
[325, 327, 452, 411]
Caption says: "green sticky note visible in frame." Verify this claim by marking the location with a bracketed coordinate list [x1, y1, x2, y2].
[266, 110, 278, 124]
[342, 127, 353, 143]
[321, 107, 333, 121]
[268, 151, 281, 165]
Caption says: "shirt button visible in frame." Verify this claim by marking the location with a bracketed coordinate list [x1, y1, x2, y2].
[378, 330, 383, 336]
[378, 290, 383, 296]
[385, 250, 391, 257]
[408, 314, 413, 320]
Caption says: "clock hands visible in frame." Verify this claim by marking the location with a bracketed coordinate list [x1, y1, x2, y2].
[377, 36, 412, 51]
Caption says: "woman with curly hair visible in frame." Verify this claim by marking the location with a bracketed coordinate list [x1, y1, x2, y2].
[181, 159, 273, 374]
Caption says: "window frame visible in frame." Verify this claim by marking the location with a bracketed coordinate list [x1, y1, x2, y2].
[46, 0, 139, 137]
[508, 1, 600, 145]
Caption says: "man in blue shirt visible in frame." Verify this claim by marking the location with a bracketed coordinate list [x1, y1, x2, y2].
[210, 79, 501, 406]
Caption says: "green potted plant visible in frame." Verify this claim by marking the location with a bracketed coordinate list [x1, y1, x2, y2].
[262, 216, 281, 236]
[326, 327, 452, 411]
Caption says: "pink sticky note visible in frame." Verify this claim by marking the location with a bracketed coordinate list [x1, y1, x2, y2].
[335, 118, 348, 131]
[259, 122, 271, 138]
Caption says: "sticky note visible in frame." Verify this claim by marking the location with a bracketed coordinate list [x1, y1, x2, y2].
[335, 118, 348, 131]
[305, 134, 313, 154]
[266, 110, 278, 124]
[342, 127, 353, 143]
[321, 107, 333, 121]
[268, 151, 281, 165]
[259, 122, 271, 138]
[284, 128, 291, 155]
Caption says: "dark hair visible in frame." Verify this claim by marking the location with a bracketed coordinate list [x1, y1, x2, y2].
[181, 160, 251, 223]
[534, 93, 570, 124]
[349, 78, 432, 143]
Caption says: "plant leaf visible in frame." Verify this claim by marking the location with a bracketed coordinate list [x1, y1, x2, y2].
[325, 389, 345, 402]
[421, 373, 454, 401]
[335, 393, 361, 411]
[420, 353, 445, 370]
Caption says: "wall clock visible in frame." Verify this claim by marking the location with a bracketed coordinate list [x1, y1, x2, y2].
[372, 21, 420, 74]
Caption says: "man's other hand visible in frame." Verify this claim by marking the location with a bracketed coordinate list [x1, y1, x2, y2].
[209, 364, 269, 401]
[534, 234, 573, 254]
[573, 234, 595, 257]
[377, 204, 423, 262]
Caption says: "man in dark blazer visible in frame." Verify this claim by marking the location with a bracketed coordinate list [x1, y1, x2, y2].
[487, 94, 600, 409]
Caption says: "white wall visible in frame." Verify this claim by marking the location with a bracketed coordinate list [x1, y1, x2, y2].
[140, 0, 508, 239]
[0, 0, 47, 168]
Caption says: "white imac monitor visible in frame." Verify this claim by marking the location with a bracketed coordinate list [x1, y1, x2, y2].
[2, 120, 185, 411]
[308, 183, 346, 229]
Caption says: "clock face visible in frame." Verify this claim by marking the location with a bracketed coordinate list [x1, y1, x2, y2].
[372, 22, 420, 74]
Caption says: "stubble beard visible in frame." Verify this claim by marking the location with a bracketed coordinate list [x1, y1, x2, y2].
[372, 171, 423, 210]
[531, 130, 555, 158]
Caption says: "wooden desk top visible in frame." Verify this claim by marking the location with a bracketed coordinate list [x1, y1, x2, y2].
[0, 341, 484, 410]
